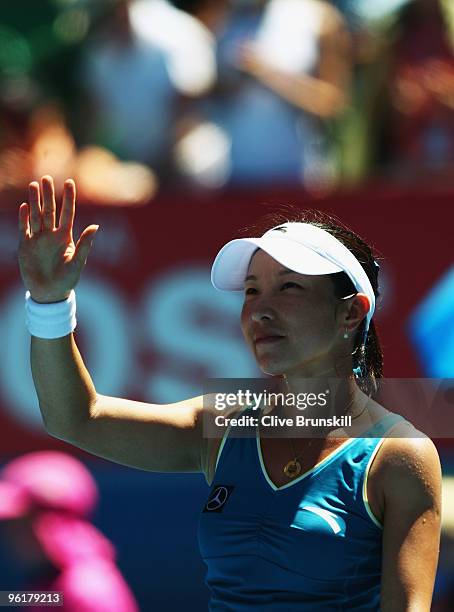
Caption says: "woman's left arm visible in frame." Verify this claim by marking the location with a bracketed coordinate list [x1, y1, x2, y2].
[379, 435, 442, 611]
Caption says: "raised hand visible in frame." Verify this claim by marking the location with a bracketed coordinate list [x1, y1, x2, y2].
[18, 175, 99, 303]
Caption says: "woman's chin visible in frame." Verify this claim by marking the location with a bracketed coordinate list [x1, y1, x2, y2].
[256, 359, 288, 377]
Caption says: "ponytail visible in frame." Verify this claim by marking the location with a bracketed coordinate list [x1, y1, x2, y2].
[353, 318, 383, 398]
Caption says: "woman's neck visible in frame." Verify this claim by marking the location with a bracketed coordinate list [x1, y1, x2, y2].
[270, 371, 361, 423]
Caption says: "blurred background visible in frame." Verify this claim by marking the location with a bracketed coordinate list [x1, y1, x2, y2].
[0, 0, 454, 609]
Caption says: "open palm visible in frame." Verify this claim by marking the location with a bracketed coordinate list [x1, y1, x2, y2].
[18, 175, 98, 303]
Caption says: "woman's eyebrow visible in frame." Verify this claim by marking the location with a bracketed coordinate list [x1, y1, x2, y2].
[245, 269, 296, 281]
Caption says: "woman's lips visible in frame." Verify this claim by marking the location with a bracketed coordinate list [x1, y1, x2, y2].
[254, 335, 285, 346]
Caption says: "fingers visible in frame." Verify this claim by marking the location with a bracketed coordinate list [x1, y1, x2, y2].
[28, 181, 41, 235]
[58, 179, 76, 233]
[74, 224, 99, 269]
[41, 175, 56, 230]
[18, 203, 30, 239]
[27, 176, 76, 236]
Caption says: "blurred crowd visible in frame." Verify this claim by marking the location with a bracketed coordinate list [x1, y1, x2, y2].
[0, 0, 454, 205]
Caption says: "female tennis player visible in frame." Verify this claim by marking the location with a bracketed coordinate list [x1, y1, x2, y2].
[18, 176, 441, 611]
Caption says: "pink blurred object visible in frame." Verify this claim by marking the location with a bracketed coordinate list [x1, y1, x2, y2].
[0, 480, 31, 518]
[53, 558, 140, 612]
[0, 452, 139, 611]
[32, 513, 139, 612]
[33, 512, 116, 568]
[0, 451, 98, 519]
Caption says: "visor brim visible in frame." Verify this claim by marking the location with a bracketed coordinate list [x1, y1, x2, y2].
[211, 236, 343, 291]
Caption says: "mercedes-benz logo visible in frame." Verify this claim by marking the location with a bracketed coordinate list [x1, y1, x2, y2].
[204, 486, 232, 511]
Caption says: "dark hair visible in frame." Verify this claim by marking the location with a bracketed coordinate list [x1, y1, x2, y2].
[240, 207, 384, 398]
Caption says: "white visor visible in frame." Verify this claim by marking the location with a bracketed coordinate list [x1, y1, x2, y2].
[211, 222, 376, 337]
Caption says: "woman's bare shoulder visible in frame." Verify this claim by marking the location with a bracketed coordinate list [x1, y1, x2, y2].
[365, 397, 440, 489]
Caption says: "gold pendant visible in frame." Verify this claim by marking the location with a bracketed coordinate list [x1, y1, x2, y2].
[284, 459, 302, 479]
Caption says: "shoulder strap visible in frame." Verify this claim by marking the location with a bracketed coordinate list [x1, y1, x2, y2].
[361, 413, 406, 438]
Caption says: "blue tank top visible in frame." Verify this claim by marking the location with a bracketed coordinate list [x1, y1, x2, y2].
[198, 409, 405, 611]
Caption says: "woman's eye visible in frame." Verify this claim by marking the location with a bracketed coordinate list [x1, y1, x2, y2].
[244, 283, 301, 295]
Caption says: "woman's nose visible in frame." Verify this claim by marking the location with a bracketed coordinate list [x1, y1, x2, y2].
[251, 308, 275, 322]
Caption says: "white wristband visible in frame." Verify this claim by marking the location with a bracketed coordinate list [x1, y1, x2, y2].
[25, 290, 77, 339]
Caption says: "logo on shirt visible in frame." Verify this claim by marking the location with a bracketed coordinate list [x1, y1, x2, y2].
[301, 506, 342, 534]
[291, 505, 346, 536]
[203, 485, 234, 512]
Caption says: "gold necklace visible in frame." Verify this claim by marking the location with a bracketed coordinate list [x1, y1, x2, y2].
[283, 439, 316, 479]
[283, 398, 368, 479]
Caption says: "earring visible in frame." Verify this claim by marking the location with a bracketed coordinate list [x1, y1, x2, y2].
[352, 365, 362, 377]
[343, 328, 349, 339]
